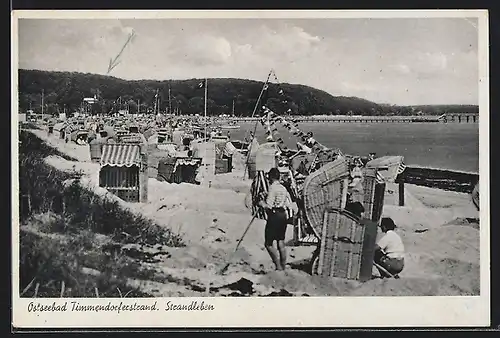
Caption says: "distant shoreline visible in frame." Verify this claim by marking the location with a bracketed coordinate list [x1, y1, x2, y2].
[406, 165, 478, 176]
[403, 166, 478, 194]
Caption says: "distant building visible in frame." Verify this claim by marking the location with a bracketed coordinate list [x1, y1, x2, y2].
[83, 96, 98, 105]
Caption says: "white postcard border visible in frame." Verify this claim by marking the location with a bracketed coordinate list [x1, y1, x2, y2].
[11, 9, 490, 328]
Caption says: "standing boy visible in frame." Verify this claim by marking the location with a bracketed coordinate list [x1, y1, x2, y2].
[259, 168, 291, 271]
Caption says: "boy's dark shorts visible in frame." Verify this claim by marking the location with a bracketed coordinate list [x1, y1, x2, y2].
[265, 208, 288, 245]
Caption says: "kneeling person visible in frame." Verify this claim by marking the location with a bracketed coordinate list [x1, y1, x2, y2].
[374, 217, 405, 277]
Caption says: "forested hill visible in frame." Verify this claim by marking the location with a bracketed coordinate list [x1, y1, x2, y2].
[18, 69, 478, 116]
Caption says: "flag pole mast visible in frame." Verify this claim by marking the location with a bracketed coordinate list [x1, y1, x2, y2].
[242, 69, 273, 179]
[153, 89, 158, 115]
[168, 86, 172, 115]
[204, 78, 207, 140]
[203, 78, 209, 186]
[157, 89, 161, 115]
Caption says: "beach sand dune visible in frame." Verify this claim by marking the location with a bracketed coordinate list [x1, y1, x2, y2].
[28, 129, 481, 296]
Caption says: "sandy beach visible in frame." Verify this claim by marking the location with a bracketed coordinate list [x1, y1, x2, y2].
[27, 128, 480, 297]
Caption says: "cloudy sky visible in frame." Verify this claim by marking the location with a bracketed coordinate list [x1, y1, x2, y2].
[18, 17, 479, 105]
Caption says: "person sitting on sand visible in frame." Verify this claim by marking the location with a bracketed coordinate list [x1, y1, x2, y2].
[258, 167, 291, 271]
[374, 217, 405, 277]
[305, 132, 317, 148]
[297, 142, 312, 154]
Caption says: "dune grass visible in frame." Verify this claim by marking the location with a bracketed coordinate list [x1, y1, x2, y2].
[18, 130, 184, 297]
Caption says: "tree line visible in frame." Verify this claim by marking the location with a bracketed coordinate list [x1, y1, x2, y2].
[18, 69, 478, 116]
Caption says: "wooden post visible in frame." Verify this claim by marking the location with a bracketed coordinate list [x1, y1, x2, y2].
[372, 183, 386, 223]
[21, 194, 32, 218]
[60, 281, 65, 298]
[293, 216, 300, 245]
[139, 143, 148, 202]
[341, 177, 349, 208]
[398, 181, 405, 206]
[34, 283, 40, 298]
[27, 193, 32, 214]
[359, 219, 378, 282]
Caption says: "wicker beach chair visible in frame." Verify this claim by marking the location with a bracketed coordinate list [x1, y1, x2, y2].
[312, 208, 378, 282]
[360, 168, 386, 223]
[302, 157, 350, 239]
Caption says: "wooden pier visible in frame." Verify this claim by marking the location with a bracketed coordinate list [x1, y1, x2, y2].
[441, 113, 479, 123]
[231, 113, 479, 124]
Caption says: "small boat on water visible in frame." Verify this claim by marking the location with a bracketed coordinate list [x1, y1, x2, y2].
[411, 116, 441, 123]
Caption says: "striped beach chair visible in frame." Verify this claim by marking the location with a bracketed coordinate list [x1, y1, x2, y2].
[250, 170, 296, 222]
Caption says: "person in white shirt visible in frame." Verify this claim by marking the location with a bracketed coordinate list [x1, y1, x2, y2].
[374, 217, 405, 277]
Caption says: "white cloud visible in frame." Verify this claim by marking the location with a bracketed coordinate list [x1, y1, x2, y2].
[340, 81, 377, 95]
[389, 64, 411, 74]
[447, 50, 478, 78]
[18, 18, 479, 105]
[414, 51, 448, 73]
[104, 21, 135, 38]
[425, 52, 448, 70]
[248, 24, 322, 62]
[292, 26, 321, 43]
[166, 35, 233, 66]
[234, 43, 252, 54]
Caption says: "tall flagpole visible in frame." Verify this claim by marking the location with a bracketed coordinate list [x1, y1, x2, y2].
[242, 69, 273, 179]
[168, 86, 172, 115]
[157, 92, 161, 115]
[204, 78, 207, 140]
[203, 78, 209, 186]
[153, 89, 158, 115]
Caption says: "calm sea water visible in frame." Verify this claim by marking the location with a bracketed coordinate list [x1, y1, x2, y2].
[228, 122, 479, 173]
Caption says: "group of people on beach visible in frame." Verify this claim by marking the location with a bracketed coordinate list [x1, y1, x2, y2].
[254, 129, 405, 278]
[260, 167, 405, 277]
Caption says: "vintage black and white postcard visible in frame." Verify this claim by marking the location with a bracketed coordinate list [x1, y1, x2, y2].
[11, 10, 490, 328]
